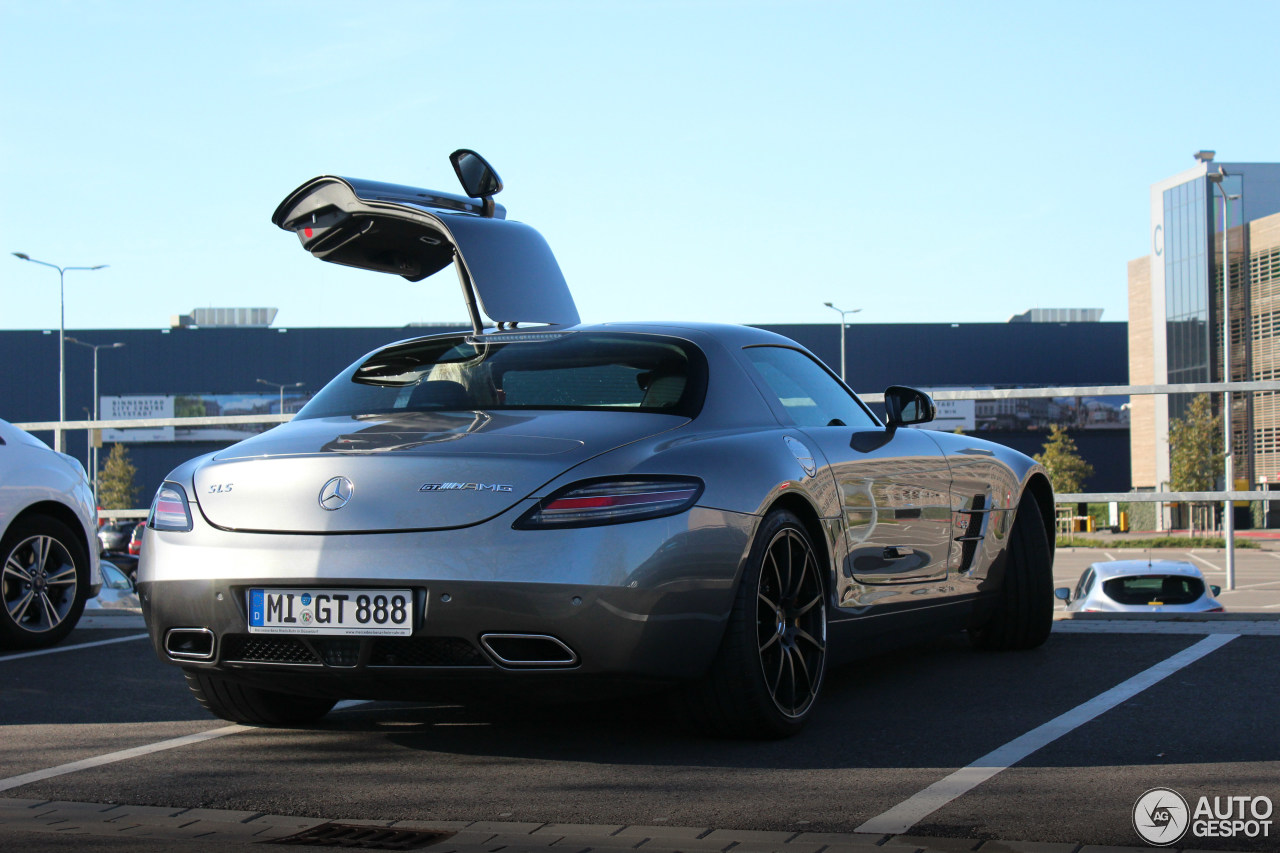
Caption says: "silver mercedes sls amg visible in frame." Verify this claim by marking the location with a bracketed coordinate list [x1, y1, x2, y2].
[139, 151, 1056, 738]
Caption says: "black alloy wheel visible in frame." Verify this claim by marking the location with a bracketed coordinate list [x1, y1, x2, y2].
[969, 494, 1053, 651]
[754, 524, 827, 719]
[684, 509, 828, 738]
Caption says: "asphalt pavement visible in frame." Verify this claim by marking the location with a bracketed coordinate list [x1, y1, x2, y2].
[3, 546, 1278, 853]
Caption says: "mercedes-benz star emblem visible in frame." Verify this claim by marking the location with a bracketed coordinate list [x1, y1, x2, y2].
[318, 476, 354, 510]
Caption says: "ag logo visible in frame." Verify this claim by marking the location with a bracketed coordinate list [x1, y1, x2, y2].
[1133, 787, 1189, 846]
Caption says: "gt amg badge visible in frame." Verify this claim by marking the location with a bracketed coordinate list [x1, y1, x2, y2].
[420, 482, 513, 492]
[318, 476, 354, 510]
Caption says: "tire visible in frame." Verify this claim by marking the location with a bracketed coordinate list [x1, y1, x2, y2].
[0, 514, 90, 650]
[684, 509, 828, 739]
[183, 669, 336, 726]
[969, 495, 1053, 651]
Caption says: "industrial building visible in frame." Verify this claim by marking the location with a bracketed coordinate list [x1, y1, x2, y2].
[1, 313, 1128, 506]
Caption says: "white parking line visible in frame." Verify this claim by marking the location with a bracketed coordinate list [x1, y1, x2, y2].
[1217, 579, 1280, 592]
[855, 634, 1238, 835]
[1187, 553, 1223, 572]
[0, 699, 371, 794]
[0, 633, 148, 662]
[0, 725, 248, 793]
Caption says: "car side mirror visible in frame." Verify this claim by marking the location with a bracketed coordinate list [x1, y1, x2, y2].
[101, 561, 136, 593]
[884, 386, 937, 427]
[1211, 585, 1222, 597]
[450, 149, 503, 217]
[1054, 587, 1071, 604]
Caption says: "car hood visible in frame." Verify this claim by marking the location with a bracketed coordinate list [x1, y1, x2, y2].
[193, 410, 687, 533]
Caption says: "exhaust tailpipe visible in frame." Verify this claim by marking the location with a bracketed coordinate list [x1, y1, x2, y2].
[164, 628, 215, 661]
[480, 633, 577, 668]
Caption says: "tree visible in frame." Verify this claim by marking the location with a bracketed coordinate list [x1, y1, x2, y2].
[98, 443, 139, 509]
[1169, 394, 1223, 491]
[1034, 424, 1094, 493]
[1169, 394, 1223, 534]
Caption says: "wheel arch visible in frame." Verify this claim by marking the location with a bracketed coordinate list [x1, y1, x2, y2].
[760, 492, 832, 590]
[1020, 473, 1056, 563]
[4, 500, 92, 560]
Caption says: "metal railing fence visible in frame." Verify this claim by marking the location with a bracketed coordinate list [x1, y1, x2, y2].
[17, 379, 1280, 588]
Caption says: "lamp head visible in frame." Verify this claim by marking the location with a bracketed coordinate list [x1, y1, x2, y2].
[12, 252, 30, 260]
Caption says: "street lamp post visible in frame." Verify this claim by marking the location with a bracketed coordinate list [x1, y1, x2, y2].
[823, 302, 861, 383]
[66, 337, 125, 507]
[257, 378, 305, 415]
[1208, 168, 1240, 590]
[11, 253, 108, 451]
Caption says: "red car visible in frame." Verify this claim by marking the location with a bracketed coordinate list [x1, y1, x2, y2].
[128, 520, 144, 556]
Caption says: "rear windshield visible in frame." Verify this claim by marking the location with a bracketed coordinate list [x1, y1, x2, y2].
[297, 332, 706, 419]
[1102, 575, 1204, 605]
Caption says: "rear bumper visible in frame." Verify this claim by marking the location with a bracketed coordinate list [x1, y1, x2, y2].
[138, 506, 756, 693]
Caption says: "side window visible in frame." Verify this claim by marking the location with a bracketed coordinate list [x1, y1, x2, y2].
[744, 346, 877, 428]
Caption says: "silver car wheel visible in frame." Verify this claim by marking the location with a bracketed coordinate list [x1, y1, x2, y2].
[755, 527, 827, 719]
[3, 533, 79, 634]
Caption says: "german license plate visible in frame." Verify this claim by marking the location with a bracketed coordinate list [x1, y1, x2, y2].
[247, 588, 413, 636]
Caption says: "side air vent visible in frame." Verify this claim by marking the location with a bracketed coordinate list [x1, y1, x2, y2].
[955, 495, 987, 573]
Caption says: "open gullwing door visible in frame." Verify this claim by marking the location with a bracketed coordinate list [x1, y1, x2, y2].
[271, 151, 579, 330]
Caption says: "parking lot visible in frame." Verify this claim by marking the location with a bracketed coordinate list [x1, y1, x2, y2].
[1, 549, 1278, 853]
[1053, 543, 1280, 613]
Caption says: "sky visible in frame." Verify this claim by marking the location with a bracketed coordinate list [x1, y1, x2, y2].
[3, 0, 1280, 333]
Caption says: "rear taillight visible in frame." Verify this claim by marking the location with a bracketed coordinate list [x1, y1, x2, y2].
[149, 482, 193, 532]
[515, 477, 703, 529]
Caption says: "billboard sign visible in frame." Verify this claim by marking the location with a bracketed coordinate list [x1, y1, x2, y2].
[101, 396, 175, 442]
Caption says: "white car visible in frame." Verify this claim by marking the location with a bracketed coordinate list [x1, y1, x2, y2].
[1055, 559, 1224, 613]
[0, 419, 101, 648]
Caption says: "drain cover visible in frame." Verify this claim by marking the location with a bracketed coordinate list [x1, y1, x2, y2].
[265, 822, 454, 849]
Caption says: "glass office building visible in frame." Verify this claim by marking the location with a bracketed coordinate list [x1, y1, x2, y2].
[1131, 154, 1280, 516]
[1162, 175, 1210, 419]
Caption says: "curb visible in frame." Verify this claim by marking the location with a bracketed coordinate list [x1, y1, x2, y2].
[0, 798, 1247, 853]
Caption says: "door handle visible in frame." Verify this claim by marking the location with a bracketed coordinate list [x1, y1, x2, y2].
[882, 546, 907, 560]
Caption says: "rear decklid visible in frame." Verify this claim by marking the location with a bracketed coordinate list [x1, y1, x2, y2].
[192, 410, 686, 533]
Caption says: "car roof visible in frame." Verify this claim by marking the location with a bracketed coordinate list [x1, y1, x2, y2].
[1086, 559, 1204, 579]
[580, 321, 807, 346]
[386, 320, 809, 350]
